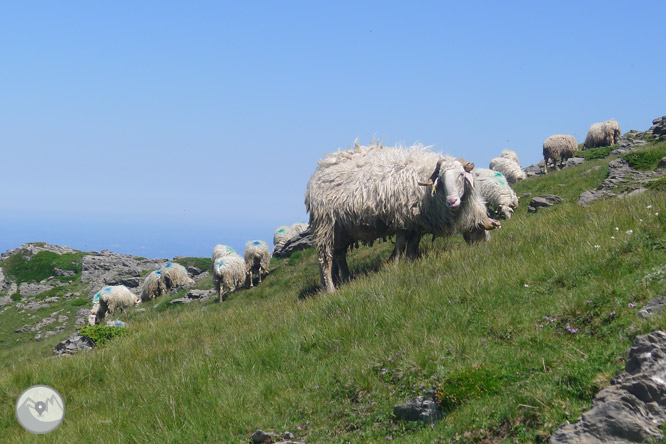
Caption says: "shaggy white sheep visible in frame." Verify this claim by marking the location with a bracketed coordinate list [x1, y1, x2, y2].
[291, 223, 309, 235]
[212, 246, 246, 301]
[160, 262, 194, 289]
[89, 285, 140, 325]
[489, 156, 526, 184]
[305, 141, 499, 292]
[244, 240, 271, 287]
[140, 270, 168, 302]
[500, 149, 520, 164]
[584, 119, 621, 148]
[542, 134, 578, 173]
[273, 225, 295, 253]
[473, 168, 519, 219]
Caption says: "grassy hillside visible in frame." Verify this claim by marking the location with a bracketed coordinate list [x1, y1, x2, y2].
[1, 146, 665, 443]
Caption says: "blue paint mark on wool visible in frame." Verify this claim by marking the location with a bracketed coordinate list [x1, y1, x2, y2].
[498, 179, 506, 185]
[215, 259, 226, 267]
[155, 270, 162, 276]
[164, 263, 172, 268]
[104, 287, 112, 292]
[93, 292, 100, 302]
[252, 241, 261, 246]
[277, 229, 285, 233]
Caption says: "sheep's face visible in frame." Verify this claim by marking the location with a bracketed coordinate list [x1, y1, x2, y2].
[440, 161, 474, 209]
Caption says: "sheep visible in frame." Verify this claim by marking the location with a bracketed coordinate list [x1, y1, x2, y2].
[244, 240, 271, 287]
[291, 222, 309, 236]
[488, 156, 526, 184]
[305, 141, 499, 293]
[273, 225, 295, 253]
[542, 134, 578, 173]
[88, 285, 140, 325]
[473, 168, 519, 219]
[160, 262, 194, 289]
[584, 119, 621, 148]
[500, 149, 520, 164]
[140, 270, 168, 302]
[212, 245, 246, 301]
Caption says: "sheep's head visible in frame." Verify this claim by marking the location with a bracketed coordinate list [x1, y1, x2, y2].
[419, 158, 474, 208]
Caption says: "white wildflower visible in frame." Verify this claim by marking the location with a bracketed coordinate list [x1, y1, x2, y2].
[626, 230, 633, 235]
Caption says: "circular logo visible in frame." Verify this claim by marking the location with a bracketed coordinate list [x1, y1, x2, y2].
[15, 385, 65, 434]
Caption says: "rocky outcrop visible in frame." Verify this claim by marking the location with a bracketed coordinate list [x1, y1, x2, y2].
[81, 250, 167, 284]
[550, 331, 666, 443]
[249, 429, 304, 444]
[52, 334, 95, 356]
[0, 243, 75, 263]
[527, 194, 563, 213]
[393, 389, 443, 423]
[273, 230, 315, 258]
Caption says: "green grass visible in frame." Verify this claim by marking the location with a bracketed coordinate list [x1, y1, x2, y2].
[0, 143, 665, 443]
[173, 256, 211, 271]
[579, 145, 615, 160]
[621, 141, 666, 170]
[1, 250, 84, 284]
[78, 325, 130, 346]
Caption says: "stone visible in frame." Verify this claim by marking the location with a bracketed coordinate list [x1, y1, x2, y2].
[273, 230, 315, 258]
[617, 188, 647, 199]
[81, 250, 167, 284]
[658, 157, 666, 169]
[550, 331, 666, 443]
[193, 271, 209, 282]
[105, 276, 143, 288]
[15, 324, 31, 333]
[565, 157, 585, 168]
[18, 282, 54, 297]
[250, 429, 280, 443]
[75, 308, 91, 327]
[283, 432, 295, 440]
[187, 289, 215, 300]
[170, 297, 193, 305]
[186, 266, 203, 276]
[393, 389, 442, 423]
[637, 297, 666, 319]
[53, 268, 75, 277]
[52, 334, 95, 356]
[527, 195, 563, 213]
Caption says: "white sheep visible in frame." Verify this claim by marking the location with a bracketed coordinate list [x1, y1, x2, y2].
[500, 149, 520, 164]
[244, 240, 271, 287]
[473, 168, 519, 219]
[140, 270, 168, 302]
[305, 141, 499, 293]
[212, 245, 246, 301]
[542, 134, 578, 173]
[584, 119, 621, 148]
[291, 223, 309, 235]
[273, 225, 295, 253]
[489, 155, 526, 184]
[160, 262, 194, 289]
[88, 285, 140, 325]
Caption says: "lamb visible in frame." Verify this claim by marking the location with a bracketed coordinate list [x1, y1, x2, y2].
[489, 154, 526, 184]
[244, 240, 271, 287]
[473, 168, 519, 219]
[140, 270, 168, 302]
[212, 245, 246, 301]
[160, 262, 194, 288]
[542, 134, 578, 173]
[305, 141, 499, 293]
[584, 119, 621, 148]
[88, 285, 141, 325]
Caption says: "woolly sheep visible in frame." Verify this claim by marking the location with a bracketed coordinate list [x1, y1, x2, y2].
[489, 156, 526, 184]
[160, 262, 194, 288]
[244, 240, 271, 287]
[89, 285, 140, 325]
[584, 119, 621, 148]
[291, 223, 309, 236]
[500, 149, 520, 164]
[305, 141, 499, 293]
[212, 245, 246, 301]
[273, 225, 294, 253]
[542, 134, 578, 173]
[473, 168, 519, 219]
[140, 270, 168, 302]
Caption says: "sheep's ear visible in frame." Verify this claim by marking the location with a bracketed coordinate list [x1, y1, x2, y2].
[464, 172, 474, 187]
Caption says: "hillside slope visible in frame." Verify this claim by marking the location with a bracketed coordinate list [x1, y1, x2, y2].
[0, 144, 665, 443]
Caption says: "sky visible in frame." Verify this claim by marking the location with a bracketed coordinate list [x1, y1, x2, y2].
[1, 1, 665, 259]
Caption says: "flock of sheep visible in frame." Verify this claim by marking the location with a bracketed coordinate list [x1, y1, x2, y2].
[88, 118, 623, 318]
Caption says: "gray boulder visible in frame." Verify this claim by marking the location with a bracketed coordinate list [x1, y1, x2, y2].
[393, 389, 442, 423]
[273, 230, 315, 258]
[527, 195, 563, 213]
[637, 296, 666, 319]
[550, 331, 666, 443]
[81, 250, 167, 284]
[18, 282, 54, 297]
[52, 334, 95, 356]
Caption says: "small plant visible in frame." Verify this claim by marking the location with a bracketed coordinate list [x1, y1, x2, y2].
[71, 297, 88, 306]
[78, 325, 129, 346]
[10, 293, 21, 302]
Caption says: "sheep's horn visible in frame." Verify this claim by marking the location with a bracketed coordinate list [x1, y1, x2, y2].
[456, 158, 475, 172]
[418, 180, 433, 187]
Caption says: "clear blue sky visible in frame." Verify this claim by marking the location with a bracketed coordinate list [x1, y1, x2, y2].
[1, 1, 664, 259]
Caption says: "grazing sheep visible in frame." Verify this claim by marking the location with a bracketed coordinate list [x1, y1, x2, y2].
[542, 135, 578, 173]
[305, 141, 499, 293]
[212, 245, 246, 301]
[273, 225, 294, 252]
[473, 168, 519, 219]
[140, 270, 168, 302]
[89, 285, 140, 325]
[244, 240, 271, 287]
[500, 149, 520, 164]
[489, 156, 526, 184]
[584, 119, 621, 148]
[160, 262, 194, 289]
[291, 223, 309, 235]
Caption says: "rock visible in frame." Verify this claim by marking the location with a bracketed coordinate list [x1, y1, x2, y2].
[565, 157, 585, 168]
[187, 289, 215, 300]
[18, 282, 54, 297]
[393, 389, 442, 423]
[0, 295, 12, 308]
[283, 432, 295, 440]
[31, 310, 63, 332]
[15, 299, 51, 311]
[53, 268, 75, 277]
[524, 160, 546, 178]
[658, 157, 666, 169]
[186, 266, 203, 276]
[520, 193, 532, 199]
[527, 195, 563, 213]
[170, 297, 193, 305]
[105, 276, 143, 288]
[250, 429, 280, 443]
[617, 188, 648, 199]
[81, 250, 167, 284]
[75, 308, 91, 327]
[0, 243, 75, 263]
[550, 331, 666, 443]
[193, 271, 209, 282]
[15, 324, 31, 333]
[52, 334, 95, 356]
[273, 230, 315, 258]
[637, 297, 666, 319]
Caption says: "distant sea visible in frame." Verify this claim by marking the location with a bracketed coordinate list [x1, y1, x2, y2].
[0, 217, 279, 260]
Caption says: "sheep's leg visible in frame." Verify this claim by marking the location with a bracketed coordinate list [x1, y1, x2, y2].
[319, 250, 335, 293]
[543, 157, 549, 174]
[405, 232, 422, 259]
[389, 231, 408, 262]
[334, 248, 350, 283]
[214, 278, 222, 302]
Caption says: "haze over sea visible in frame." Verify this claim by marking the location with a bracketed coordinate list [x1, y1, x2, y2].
[2, 1, 665, 259]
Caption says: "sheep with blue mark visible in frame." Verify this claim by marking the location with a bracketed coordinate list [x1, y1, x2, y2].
[473, 168, 519, 219]
[489, 150, 526, 184]
[160, 262, 194, 289]
[88, 285, 141, 325]
[212, 244, 246, 301]
[140, 269, 168, 302]
[244, 240, 271, 287]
